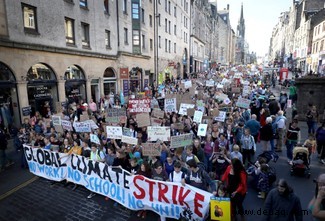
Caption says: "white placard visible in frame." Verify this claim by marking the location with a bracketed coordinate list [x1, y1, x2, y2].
[122, 135, 138, 145]
[223, 98, 231, 105]
[178, 103, 195, 115]
[90, 134, 101, 145]
[85, 120, 99, 130]
[184, 80, 192, 89]
[61, 120, 73, 131]
[287, 99, 292, 108]
[52, 115, 61, 126]
[106, 126, 123, 139]
[197, 124, 208, 136]
[215, 111, 226, 122]
[147, 126, 171, 142]
[73, 122, 91, 132]
[193, 111, 203, 123]
[164, 98, 177, 113]
[205, 80, 215, 87]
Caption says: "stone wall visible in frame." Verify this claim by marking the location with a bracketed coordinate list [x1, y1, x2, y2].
[295, 77, 325, 122]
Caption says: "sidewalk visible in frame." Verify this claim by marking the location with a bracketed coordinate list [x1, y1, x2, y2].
[0, 140, 35, 197]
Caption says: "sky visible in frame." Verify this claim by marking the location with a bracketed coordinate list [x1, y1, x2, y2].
[216, 0, 293, 57]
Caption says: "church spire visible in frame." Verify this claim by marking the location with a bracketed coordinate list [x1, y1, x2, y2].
[240, 2, 244, 22]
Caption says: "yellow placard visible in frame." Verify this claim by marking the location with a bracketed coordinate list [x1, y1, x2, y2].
[210, 197, 231, 221]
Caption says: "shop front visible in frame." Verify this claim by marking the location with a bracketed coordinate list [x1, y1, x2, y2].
[103, 67, 117, 96]
[0, 62, 19, 130]
[27, 63, 58, 117]
[65, 65, 87, 104]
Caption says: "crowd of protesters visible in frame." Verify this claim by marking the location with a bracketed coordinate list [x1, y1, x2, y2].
[1, 66, 325, 221]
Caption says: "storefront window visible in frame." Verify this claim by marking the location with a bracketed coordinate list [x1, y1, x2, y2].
[65, 65, 86, 104]
[103, 67, 116, 96]
[27, 63, 58, 118]
[0, 62, 17, 131]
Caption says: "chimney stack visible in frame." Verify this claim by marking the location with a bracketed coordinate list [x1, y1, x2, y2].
[227, 4, 229, 10]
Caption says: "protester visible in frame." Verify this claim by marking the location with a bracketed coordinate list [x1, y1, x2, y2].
[222, 158, 247, 221]
[285, 121, 301, 165]
[309, 173, 325, 220]
[262, 179, 303, 221]
[316, 122, 325, 164]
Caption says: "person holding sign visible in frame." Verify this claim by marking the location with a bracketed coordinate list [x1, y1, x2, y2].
[221, 158, 247, 221]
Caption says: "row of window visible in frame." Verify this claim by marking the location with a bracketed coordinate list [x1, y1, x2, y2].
[314, 22, 325, 37]
[312, 39, 324, 54]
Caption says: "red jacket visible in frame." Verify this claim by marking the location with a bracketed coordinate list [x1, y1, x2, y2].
[221, 165, 247, 195]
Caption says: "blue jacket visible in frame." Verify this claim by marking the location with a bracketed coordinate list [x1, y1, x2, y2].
[245, 119, 261, 136]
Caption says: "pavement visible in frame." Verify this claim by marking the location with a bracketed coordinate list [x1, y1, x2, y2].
[0, 84, 322, 221]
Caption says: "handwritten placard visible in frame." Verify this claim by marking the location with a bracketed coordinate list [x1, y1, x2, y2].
[215, 111, 226, 122]
[142, 143, 161, 156]
[193, 111, 203, 123]
[164, 98, 177, 113]
[73, 122, 91, 132]
[122, 135, 138, 145]
[171, 133, 193, 148]
[151, 118, 163, 126]
[147, 126, 171, 142]
[151, 109, 165, 119]
[52, 115, 61, 126]
[61, 120, 73, 131]
[90, 134, 101, 145]
[197, 124, 208, 136]
[136, 113, 151, 127]
[106, 126, 123, 139]
[128, 99, 151, 113]
[236, 97, 251, 109]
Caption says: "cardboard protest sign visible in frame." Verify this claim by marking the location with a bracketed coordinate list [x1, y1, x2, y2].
[128, 99, 151, 113]
[173, 123, 184, 130]
[236, 97, 251, 109]
[210, 109, 219, 117]
[164, 98, 177, 113]
[107, 108, 126, 117]
[52, 115, 61, 126]
[187, 108, 195, 117]
[171, 133, 193, 148]
[231, 87, 241, 93]
[106, 116, 120, 123]
[61, 120, 73, 131]
[210, 197, 231, 221]
[74, 122, 91, 132]
[54, 125, 64, 134]
[179, 103, 195, 115]
[136, 113, 151, 127]
[197, 124, 208, 136]
[106, 126, 123, 139]
[147, 126, 171, 142]
[90, 134, 101, 145]
[151, 118, 163, 126]
[122, 135, 138, 145]
[193, 111, 203, 123]
[79, 114, 89, 122]
[142, 143, 161, 156]
[151, 109, 165, 119]
[215, 111, 226, 122]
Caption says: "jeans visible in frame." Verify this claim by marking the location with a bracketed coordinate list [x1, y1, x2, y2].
[204, 153, 212, 172]
[307, 121, 317, 134]
[270, 139, 275, 152]
[276, 128, 284, 150]
[286, 140, 297, 161]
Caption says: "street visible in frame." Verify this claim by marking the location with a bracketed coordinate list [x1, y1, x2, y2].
[0, 120, 321, 221]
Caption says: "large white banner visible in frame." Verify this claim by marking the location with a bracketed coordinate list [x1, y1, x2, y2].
[23, 145, 212, 220]
[147, 126, 171, 142]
